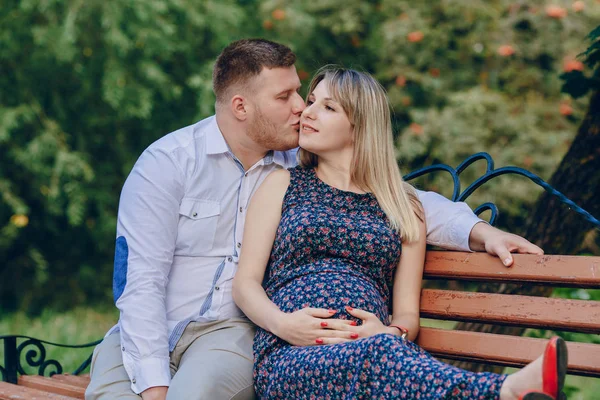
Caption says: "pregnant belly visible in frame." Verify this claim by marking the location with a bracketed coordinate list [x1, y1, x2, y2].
[269, 271, 390, 323]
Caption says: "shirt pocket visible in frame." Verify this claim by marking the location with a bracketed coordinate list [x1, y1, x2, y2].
[176, 198, 221, 255]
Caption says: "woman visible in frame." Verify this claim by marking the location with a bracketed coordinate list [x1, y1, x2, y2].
[232, 67, 567, 400]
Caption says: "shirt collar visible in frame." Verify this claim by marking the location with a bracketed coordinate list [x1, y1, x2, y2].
[270, 150, 295, 168]
[205, 117, 229, 155]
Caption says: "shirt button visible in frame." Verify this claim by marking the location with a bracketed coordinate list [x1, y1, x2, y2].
[239, 207, 243, 213]
[227, 256, 233, 262]
[215, 286, 220, 291]
[192, 212, 198, 217]
[244, 173, 248, 177]
[132, 378, 136, 384]
[237, 242, 241, 248]
[122, 346, 125, 351]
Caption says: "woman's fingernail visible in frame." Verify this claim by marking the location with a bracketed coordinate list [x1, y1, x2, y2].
[328, 309, 336, 314]
[316, 338, 324, 344]
[350, 333, 359, 339]
[320, 321, 328, 327]
[504, 258, 511, 266]
[349, 321, 357, 326]
[345, 306, 353, 312]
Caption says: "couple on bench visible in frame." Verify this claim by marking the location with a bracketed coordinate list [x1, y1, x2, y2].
[85, 39, 566, 400]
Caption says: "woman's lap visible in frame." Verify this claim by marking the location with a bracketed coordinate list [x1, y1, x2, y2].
[256, 334, 506, 399]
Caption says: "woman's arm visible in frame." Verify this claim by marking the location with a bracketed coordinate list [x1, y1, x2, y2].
[233, 169, 356, 346]
[388, 215, 427, 341]
[233, 169, 290, 333]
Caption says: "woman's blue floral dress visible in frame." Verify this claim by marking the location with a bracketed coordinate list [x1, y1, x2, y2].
[253, 166, 507, 399]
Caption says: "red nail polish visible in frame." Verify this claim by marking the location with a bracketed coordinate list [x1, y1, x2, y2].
[320, 321, 328, 327]
[349, 321, 357, 326]
[316, 338, 324, 344]
[350, 333, 359, 339]
[328, 309, 336, 314]
[345, 306, 353, 312]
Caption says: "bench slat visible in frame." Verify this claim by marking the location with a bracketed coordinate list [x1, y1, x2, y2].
[48, 374, 90, 389]
[0, 381, 79, 400]
[423, 252, 600, 288]
[18, 376, 85, 399]
[420, 289, 600, 334]
[416, 327, 600, 377]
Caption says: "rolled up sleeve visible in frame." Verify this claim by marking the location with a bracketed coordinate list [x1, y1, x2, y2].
[417, 189, 485, 252]
[114, 147, 185, 394]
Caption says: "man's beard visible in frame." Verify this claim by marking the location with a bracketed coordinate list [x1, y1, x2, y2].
[247, 107, 298, 151]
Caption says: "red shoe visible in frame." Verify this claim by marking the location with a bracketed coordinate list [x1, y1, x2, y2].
[543, 336, 568, 399]
[518, 337, 568, 400]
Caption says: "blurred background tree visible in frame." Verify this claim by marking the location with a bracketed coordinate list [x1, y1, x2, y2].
[1, 0, 598, 314]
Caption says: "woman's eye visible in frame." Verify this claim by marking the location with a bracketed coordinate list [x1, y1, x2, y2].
[306, 100, 314, 106]
[325, 105, 334, 111]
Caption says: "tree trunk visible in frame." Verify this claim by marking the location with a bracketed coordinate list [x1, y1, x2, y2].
[451, 90, 600, 373]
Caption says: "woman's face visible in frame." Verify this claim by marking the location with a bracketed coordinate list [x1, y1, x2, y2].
[299, 80, 354, 156]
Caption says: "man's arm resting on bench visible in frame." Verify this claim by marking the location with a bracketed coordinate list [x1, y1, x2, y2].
[468, 221, 544, 267]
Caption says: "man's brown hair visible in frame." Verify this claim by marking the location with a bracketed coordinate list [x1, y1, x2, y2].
[213, 39, 296, 103]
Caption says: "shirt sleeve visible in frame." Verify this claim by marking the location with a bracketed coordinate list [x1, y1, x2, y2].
[113, 146, 185, 394]
[416, 189, 486, 251]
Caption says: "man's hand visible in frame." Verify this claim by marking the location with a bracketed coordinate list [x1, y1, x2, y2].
[469, 222, 543, 267]
[141, 386, 168, 400]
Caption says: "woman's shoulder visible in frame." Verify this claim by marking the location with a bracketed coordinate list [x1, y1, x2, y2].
[260, 168, 291, 194]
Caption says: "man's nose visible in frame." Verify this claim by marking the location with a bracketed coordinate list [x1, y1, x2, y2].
[292, 92, 305, 114]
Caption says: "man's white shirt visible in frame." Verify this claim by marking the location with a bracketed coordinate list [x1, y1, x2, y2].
[111, 115, 482, 393]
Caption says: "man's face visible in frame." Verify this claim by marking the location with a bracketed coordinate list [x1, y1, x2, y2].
[246, 66, 305, 151]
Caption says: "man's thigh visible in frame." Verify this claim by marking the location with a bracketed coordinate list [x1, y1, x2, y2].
[167, 321, 256, 400]
[85, 332, 141, 400]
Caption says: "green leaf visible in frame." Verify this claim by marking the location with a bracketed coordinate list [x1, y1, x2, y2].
[586, 25, 600, 42]
[560, 71, 591, 98]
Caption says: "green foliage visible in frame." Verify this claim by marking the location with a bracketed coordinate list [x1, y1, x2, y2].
[1, 1, 598, 313]
[561, 23, 600, 98]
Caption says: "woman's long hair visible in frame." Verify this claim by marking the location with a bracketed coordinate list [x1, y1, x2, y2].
[298, 66, 423, 242]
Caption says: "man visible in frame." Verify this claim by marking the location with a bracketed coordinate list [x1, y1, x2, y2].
[85, 39, 542, 400]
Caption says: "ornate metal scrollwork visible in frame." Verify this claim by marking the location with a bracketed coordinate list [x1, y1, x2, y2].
[16, 338, 63, 377]
[1, 335, 101, 383]
[403, 152, 600, 227]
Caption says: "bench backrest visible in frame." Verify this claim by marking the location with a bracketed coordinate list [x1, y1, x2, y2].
[416, 251, 600, 377]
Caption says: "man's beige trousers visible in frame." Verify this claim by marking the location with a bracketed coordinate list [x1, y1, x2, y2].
[85, 318, 256, 400]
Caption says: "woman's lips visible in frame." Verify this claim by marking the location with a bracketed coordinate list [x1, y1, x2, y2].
[301, 123, 319, 133]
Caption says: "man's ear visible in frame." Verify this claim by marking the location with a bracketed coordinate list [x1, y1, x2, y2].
[231, 95, 248, 121]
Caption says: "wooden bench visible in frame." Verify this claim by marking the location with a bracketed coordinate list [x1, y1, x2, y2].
[416, 251, 600, 378]
[2, 251, 598, 398]
[0, 374, 89, 399]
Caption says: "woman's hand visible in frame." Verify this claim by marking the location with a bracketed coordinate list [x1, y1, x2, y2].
[273, 307, 359, 346]
[344, 306, 398, 339]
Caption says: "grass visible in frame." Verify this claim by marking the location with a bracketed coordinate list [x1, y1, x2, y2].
[0, 310, 597, 398]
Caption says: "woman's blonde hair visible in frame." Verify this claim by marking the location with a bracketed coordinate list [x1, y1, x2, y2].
[298, 66, 423, 242]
